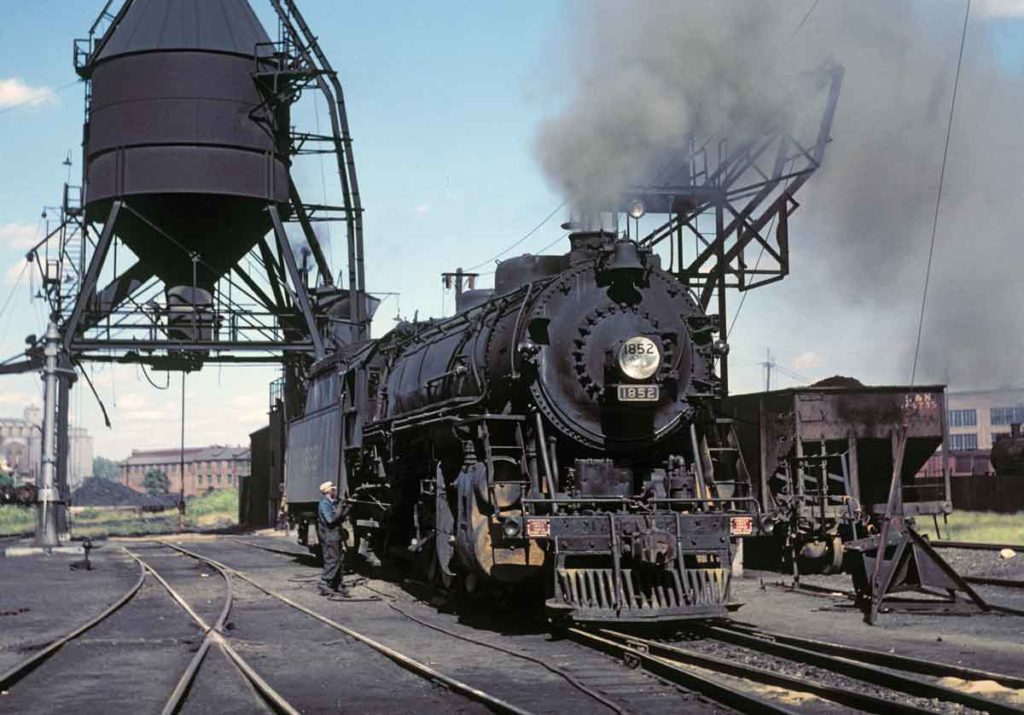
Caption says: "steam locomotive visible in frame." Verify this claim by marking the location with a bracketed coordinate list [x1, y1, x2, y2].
[991, 423, 1024, 476]
[283, 228, 755, 623]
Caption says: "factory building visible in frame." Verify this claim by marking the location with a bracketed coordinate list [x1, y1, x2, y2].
[120, 445, 250, 497]
[0, 406, 94, 490]
[945, 386, 1024, 452]
[916, 386, 1024, 477]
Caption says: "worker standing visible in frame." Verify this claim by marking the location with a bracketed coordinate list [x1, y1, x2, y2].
[317, 480, 349, 596]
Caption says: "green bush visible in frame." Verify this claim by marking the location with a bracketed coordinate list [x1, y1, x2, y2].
[186, 488, 238, 517]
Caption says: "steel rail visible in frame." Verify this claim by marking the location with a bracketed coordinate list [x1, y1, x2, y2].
[563, 627, 796, 714]
[124, 548, 299, 715]
[776, 579, 1024, 618]
[699, 623, 1024, 714]
[229, 537, 313, 560]
[232, 537, 624, 710]
[386, 601, 625, 715]
[0, 553, 145, 690]
[964, 575, 1024, 590]
[122, 549, 254, 715]
[721, 622, 1024, 690]
[230, 536, 646, 714]
[597, 628, 930, 715]
[930, 540, 1024, 552]
[159, 541, 533, 715]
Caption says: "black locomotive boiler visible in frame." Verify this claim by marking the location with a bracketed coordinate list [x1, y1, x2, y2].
[284, 229, 755, 623]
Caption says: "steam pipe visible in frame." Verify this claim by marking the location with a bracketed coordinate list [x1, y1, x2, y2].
[534, 412, 559, 514]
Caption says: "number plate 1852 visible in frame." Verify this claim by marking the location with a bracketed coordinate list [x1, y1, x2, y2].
[617, 385, 659, 402]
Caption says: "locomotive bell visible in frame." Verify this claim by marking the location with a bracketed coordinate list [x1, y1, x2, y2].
[602, 240, 646, 278]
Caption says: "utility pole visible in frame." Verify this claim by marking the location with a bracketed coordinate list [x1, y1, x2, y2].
[35, 322, 61, 547]
[178, 371, 186, 530]
[761, 348, 777, 392]
[442, 267, 478, 301]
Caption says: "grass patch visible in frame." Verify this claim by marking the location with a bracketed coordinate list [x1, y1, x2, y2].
[0, 489, 238, 538]
[917, 511, 1024, 545]
[0, 505, 34, 536]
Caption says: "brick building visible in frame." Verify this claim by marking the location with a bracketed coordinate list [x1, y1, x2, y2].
[120, 445, 250, 497]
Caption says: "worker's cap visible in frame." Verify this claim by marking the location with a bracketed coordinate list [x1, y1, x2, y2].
[319, 481, 335, 494]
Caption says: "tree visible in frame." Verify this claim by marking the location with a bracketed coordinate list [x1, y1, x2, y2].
[142, 469, 170, 495]
[93, 456, 119, 480]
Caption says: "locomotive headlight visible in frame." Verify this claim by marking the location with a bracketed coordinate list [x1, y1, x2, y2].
[618, 336, 661, 380]
[628, 199, 646, 219]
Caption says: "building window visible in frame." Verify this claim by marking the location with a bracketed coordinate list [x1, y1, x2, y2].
[948, 409, 976, 427]
[949, 433, 978, 451]
[217, 474, 223, 485]
[991, 406, 1024, 425]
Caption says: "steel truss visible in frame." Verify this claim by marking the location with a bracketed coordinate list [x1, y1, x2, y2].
[6, 0, 370, 545]
[626, 63, 843, 392]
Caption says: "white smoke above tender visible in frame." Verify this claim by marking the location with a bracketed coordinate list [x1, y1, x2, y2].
[536, 0, 1024, 389]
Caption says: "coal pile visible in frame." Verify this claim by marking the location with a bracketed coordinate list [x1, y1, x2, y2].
[71, 478, 177, 511]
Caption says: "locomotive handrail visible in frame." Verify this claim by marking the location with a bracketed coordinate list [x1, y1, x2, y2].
[523, 495, 761, 511]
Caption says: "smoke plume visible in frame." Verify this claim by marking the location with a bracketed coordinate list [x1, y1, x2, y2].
[536, 0, 1024, 389]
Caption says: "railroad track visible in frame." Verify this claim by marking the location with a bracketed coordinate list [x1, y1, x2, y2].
[224, 535, 1024, 713]
[123, 546, 300, 714]
[931, 540, 1024, 552]
[0, 556, 146, 693]
[156, 541, 529, 714]
[963, 574, 1024, 589]
[0, 546, 296, 714]
[777, 578, 1024, 617]
[567, 623, 1024, 714]
[198, 536, 718, 713]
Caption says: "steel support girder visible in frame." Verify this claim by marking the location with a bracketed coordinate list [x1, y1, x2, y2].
[62, 200, 122, 352]
[639, 64, 843, 304]
[71, 340, 315, 353]
[268, 0, 366, 337]
[82, 260, 154, 333]
[268, 204, 325, 358]
[288, 177, 334, 286]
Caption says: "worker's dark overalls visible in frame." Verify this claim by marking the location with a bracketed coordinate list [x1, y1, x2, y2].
[317, 492, 345, 594]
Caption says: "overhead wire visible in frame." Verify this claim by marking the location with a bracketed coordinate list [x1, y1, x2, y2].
[792, 0, 823, 38]
[0, 79, 80, 117]
[464, 200, 567, 272]
[0, 262, 29, 323]
[911, 0, 971, 384]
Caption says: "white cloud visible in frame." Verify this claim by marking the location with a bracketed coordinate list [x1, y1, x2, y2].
[415, 203, 431, 216]
[0, 78, 56, 109]
[0, 223, 40, 250]
[0, 392, 35, 407]
[792, 351, 822, 372]
[981, 0, 1024, 17]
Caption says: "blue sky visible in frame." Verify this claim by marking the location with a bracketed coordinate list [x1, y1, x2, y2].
[1, 1, 1022, 459]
